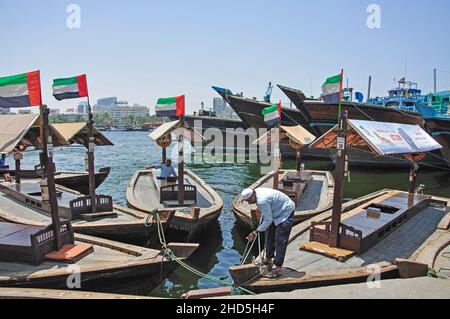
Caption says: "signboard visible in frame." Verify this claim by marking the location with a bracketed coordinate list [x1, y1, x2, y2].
[349, 120, 442, 155]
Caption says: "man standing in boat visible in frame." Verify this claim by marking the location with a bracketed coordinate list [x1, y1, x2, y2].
[242, 188, 295, 278]
[147, 159, 177, 184]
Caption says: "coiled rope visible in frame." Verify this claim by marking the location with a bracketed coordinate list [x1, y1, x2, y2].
[146, 209, 256, 295]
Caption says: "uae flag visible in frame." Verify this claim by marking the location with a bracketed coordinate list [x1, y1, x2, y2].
[0, 71, 42, 108]
[52, 74, 88, 101]
[155, 95, 185, 117]
[321, 72, 343, 104]
[262, 102, 281, 127]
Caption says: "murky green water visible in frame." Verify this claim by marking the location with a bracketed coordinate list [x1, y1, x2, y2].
[14, 131, 450, 297]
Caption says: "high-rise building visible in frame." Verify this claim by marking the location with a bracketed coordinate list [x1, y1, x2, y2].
[77, 101, 89, 114]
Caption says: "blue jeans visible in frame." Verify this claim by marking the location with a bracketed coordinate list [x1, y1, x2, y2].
[264, 212, 294, 267]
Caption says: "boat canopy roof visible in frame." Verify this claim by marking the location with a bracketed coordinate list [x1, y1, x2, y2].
[0, 114, 113, 154]
[252, 125, 315, 146]
[149, 120, 205, 144]
[310, 119, 442, 156]
[0, 114, 68, 154]
[51, 123, 113, 147]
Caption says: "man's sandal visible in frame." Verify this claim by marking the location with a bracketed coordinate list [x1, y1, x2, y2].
[262, 270, 281, 279]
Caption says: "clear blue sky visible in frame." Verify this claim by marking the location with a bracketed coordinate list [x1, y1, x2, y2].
[1, 0, 449, 113]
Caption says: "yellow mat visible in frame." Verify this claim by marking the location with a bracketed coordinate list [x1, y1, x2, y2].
[299, 241, 355, 262]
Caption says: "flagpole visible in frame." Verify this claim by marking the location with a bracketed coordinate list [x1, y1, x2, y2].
[178, 115, 185, 205]
[86, 94, 97, 213]
[338, 69, 344, 117]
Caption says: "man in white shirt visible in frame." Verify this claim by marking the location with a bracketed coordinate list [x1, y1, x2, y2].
[242, 187, 295, 278]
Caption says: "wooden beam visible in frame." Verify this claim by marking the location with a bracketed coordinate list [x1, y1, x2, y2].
[87, 101, 97, 213]
[40, 105, 62, 250]
[178, 119, 185, 204]
[329, 110, 348, 248]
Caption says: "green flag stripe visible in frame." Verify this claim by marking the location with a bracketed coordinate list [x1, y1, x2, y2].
[261, 104, 278, 115]
[157, 97, 176, 105]
[0, 73, 27, 87]
[53, 76, 78, 86]
[322, 74, 341, 86]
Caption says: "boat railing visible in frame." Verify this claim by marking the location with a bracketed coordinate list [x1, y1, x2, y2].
[69, 195, 113, 217]
[30, 220, 74, 265]
[160, 184, 197, 204]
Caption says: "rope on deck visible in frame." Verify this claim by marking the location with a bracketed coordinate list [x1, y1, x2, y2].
[147, 209, 256, 296]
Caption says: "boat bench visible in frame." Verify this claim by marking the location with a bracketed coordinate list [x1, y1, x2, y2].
[160, 184, 197, 207]
[0, 221, 74, 265]
[278, 171, 312, 205]
[69, 195, 115, 219]
[309, 192, 431, 254]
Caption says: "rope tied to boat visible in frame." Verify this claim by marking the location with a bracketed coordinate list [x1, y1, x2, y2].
[150, 208, 256, 296]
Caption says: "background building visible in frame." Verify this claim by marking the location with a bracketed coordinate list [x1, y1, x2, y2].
[77, 101, 89, 114]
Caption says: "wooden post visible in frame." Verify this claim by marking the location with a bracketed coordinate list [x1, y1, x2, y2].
[296, 148, 301, 173]
[14, 152, 22, 184]
[329, 110, 348, 248]
[272, 128, 280, 190]
[86, 97, 97, 213]
[178, 118, 185, 204]
[40, 105, 62, 250]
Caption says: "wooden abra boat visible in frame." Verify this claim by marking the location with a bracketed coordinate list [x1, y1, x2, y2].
[230, 112, 447, 294]
[0, 182, 172, 242]
[232, 125, 334, 230]
[126, 120, 223, 240]
[0, 167, 110, 195]
[233, 169, 334, 230]
[230, 190, 449, 294]
[0, 225, 197, 293]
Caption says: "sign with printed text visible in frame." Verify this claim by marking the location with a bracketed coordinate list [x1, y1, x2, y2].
[349, 120, 442, 155]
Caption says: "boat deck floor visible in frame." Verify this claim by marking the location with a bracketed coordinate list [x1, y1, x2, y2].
[0, 222, 44, 247]
[0, 188, 138, 225]
[133, 170, 214, 212]
[283, 204, 448, 274]
[261, 171, 329, 212]
[0, 238, 160, 278]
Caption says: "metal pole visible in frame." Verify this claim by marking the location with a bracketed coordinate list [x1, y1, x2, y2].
[367, 76, 372, 102]
[14, 152, 21, 184]
[178, 118, 185, 204]
[329, 110, 348, 248]
[40, 105, 62, 250]
[408, 160, 417, 194]
[434, 68, 437, 94]
[87, 96, 97, 213]
[296, 148, 301, 173]
[272, 128, 280, 190]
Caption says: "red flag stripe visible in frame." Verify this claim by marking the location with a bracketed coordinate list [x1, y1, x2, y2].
[76, 74, 88, 97]
[26, 71, 42, 106]
[176, 95, 185, 117]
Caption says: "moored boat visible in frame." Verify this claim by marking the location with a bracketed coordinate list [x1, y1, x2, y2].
[0, 167, 110, 195]
[229, 189, 449, 294]
[0, 182, 172, 242]
[0, 229, 198, 294]
[232, 125, 334, 230]
[126, 120, 223, 240]
[278, 84, 446, 168]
